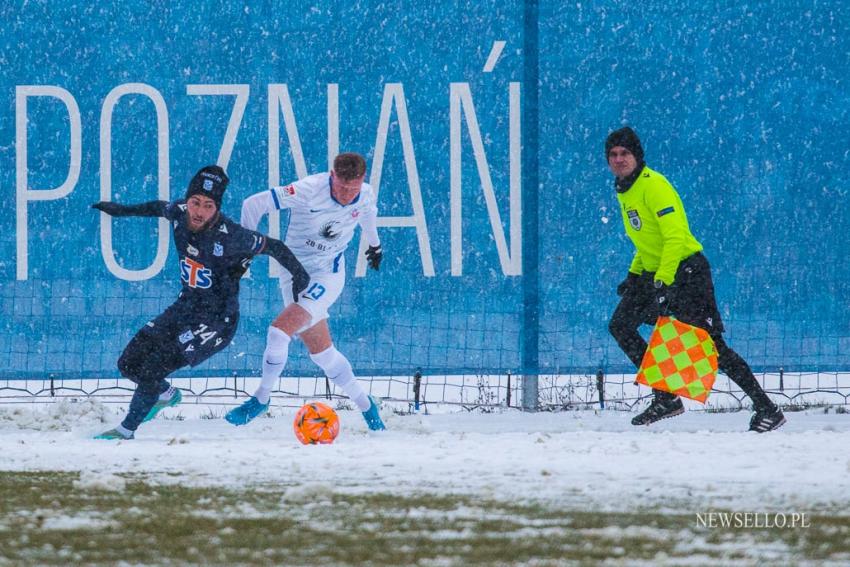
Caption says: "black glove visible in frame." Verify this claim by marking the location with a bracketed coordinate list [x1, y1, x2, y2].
[653, 280, 674, 316]
[291, 269, 310, 303]
[365, 245, 383, 271]
[91, 201, 123, 216]
[616, 272, 640, 297]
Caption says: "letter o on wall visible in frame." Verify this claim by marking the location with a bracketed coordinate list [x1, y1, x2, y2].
[99, 83, 170, 281]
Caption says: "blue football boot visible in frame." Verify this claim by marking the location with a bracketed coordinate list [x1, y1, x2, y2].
[143, 387, 183, 423]
[362, 395, 386, 431]
[225, 396, 270, 426]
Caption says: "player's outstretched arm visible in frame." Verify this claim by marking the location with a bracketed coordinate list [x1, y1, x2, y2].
[261, 237, 310, 298]
[241, 191, 277, 231]
[91, 200, 169, 218]
[358, 204, 382, 271]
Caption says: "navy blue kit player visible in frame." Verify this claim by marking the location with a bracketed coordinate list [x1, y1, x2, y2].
[91, 165, 309, 440]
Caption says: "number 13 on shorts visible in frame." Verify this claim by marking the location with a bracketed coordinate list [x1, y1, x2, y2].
[302, 282, 326, 300]
[281, 271, 344, 330]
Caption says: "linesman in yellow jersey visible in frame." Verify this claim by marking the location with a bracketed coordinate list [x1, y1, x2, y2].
[605, 127, 785, 432]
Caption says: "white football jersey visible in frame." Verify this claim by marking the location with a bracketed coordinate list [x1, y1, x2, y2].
[241, 172, 380, 274]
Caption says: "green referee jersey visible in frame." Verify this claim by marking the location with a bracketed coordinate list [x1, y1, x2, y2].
[616, 165, 703, 285]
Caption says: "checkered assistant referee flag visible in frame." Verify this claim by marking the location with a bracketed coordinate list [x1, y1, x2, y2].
[635, 316, 719, 403]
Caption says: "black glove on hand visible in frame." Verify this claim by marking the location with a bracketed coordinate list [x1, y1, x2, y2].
[291, 269, 310, 303]
[616, 272, 640, 297]
[365, 245, 383, 271]
[91, 201, 123, 216]
[653, 280, 674, 316]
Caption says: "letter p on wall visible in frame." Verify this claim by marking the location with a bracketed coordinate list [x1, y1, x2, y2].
[15, 85, 82, 280]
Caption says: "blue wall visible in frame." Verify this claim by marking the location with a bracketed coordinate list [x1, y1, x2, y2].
[1, 1, 847, 379]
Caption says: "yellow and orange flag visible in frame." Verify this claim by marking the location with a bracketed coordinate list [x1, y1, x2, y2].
[635, 316, 718, 403]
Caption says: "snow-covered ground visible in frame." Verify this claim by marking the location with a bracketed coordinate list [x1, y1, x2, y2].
[1, 398, 848, 516]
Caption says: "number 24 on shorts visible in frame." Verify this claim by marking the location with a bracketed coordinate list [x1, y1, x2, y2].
[302, 283, 326, 300]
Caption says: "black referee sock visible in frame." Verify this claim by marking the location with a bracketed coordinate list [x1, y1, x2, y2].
[714, 336, 776, 411]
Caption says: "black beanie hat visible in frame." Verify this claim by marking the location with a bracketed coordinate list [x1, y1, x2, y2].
[605, 127, 644, 162]
[185, 165, 229, 208]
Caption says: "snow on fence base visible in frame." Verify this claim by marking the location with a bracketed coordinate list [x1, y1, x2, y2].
[1, 372, 848, 412]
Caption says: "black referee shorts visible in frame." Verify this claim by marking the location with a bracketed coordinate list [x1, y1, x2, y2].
[614, 253, 725, 335]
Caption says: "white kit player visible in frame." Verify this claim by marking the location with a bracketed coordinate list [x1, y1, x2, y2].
[225, 152, 386, 430]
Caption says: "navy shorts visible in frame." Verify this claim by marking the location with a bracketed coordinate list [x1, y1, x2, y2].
[139, 301, 239, 367]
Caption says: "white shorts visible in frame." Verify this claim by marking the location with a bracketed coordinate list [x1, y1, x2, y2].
[279, 269, 345, 333]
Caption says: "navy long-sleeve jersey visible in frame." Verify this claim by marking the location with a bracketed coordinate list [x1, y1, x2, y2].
[99, 198, 307, 315]
[159, 200, 266, 314]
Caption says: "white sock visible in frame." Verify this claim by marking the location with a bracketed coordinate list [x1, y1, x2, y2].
[310, 346, 371, 412]
[254, 326, 291, 404]
[158, 386, 175, 401]
[115, 424, 133, 438]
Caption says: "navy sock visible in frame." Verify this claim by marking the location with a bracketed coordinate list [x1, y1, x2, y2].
[121, 386, 160, 431]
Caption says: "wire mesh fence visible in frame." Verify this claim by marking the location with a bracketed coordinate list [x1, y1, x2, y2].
[2, 372, 847, 413]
